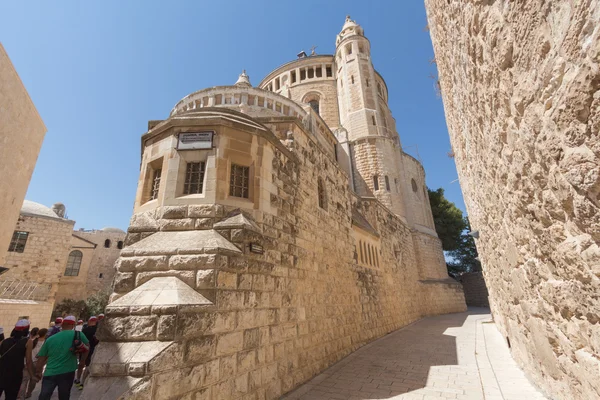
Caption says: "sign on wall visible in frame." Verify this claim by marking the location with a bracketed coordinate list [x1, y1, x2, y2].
[177, 131, 214, 150]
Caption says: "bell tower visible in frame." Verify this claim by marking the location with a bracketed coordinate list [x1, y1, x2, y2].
[335, 16, 407, 217]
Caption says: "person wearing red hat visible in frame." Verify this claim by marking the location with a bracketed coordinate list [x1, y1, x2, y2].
[0, 319, 36, 400]
[74, 316, 99, 390]
[35, 316, 89, 400]
[46, 317, 63, 339]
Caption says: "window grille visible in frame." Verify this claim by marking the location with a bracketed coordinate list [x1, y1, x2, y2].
[64, 250, 83, 276]
[150, 169, 162, 200]
[184, 162, 206, 194]
[230, 164, 250, 198]
[8, 231, 29, 253]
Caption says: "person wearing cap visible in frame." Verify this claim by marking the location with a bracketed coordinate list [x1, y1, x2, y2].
[75, 320, 83, 332]
[74, 316, 99, 390]
[46, 317, 63, 339]
[19, 327, 48, 399]
[0, 319, 36, 400]
[35, 316, 89, 400]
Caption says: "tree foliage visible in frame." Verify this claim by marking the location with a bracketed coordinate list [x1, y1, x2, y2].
[53, 290, 110, 320]
[427, 188, 481, 277]
[427, 188, 466, 251]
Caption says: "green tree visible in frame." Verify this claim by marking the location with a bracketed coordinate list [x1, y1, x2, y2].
[53, 298, 87, 319]
[427, 188, 481, 277]
[427, 188, 467, 251]
[53, 290, 110, 320]
[85, 290, 110, 317]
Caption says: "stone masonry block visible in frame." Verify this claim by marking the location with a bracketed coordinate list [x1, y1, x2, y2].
[136, 270, 196, 288]
[188, 205, 215, 218]
[160, 206, 188, 219]
[118, 256, 169, 272]
[159, 218, 195, 231]
[243, 328, 260, 350]
[186, 335, 216, 364]
[217, 271, 238, 289]
[157, 315, 176, 340]
[113, 272, 135, 293]
[102, 316, 157, 341]
[196, 269, 216, 288]
[216, 331, 244, 356]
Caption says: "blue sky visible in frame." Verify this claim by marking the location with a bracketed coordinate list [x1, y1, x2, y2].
[1, 1, 465, 231]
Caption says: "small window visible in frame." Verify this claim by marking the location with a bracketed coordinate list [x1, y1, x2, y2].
[316, 67, 322, 78]
[309, 100, 320, 115]
[411, 178, 418, 192]
[359, 44, 364, 54]
[359, 241, 364, 263]
[64, 250, 83, 276]
[395, 178, 399, 193]
[104, 239, 111, 248]
[184, 162, 206, 194]
[291, 71, 296, 83]
[117, 241, 123, 249]
[308, 68, 314, 79]
[230, 164, 250, 198]
[317, 179, 326, 209]
[372, 116, 377, 126]
[366, 78, 370, 87]
[368, 245, 373, 266]
[346, 43, 352, 55]
[363, 242, 367, 264]
[300, 69, 306, 81]
[8, 231, 29, 253]
[326, 66, 332, 77]
[275, 77, 280, 90]
[351, 75, 355, 84]
[150, 168, 162, 200]
[373, 176, 379, 191]
[375, 251, 379, 267]
[99, 273, 103, 278]
[385, 176, 390, 191]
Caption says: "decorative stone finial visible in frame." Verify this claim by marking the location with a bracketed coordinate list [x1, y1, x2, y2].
[346, 15, 351, 21]
[235, 70, 251, 87]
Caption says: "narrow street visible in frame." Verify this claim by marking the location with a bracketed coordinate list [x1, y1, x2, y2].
[282, 309, 548, 400]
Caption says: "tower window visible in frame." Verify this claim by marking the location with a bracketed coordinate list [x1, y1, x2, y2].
[64, 250, 83, 276]
[326, 66, 332, 77]
[317, 178, 326, 209]
[366, 78, 370, 87]
[291, 71, 297, 83]
[99, 273, 103, 278]
[359, 241, 363, 263]
[184, 162, 206, 194]
[316, 67, 322, 78]
[230, 164, 250, 198]
[117, 241, 124, 249]
[372, 116, 377, 126]
[309, 100, 320, 115]
[346, 43, 352, 55]
[275, 77, 280, 90]
[411, 178, 418, 192]
[359, 44, 364, 54]
[373, 175, 379, 191]
[300, 69, 306, 81]
[351, 75, 355, 84]
[8, 231, 29, 253]
[150, 168, 162, 200]
[104, 239, 111, 248]
[385, 176, 390, 191]
[308, 68, 314, 79]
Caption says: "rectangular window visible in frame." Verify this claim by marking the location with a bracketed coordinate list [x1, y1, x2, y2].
[300, 69, 306, 81]
[184, 162, 206, 194]
[385, 176, 390, 191]
[8, 231, 29, 253]
[230, 164, 250, 198]
[308, 68, 314, 79]
[373, 176, 379, 191]
[326, 66, 332, 77]
[316, 67, 322, 78]
[291, 71, 296, 83]
[150, 169, 162, 200]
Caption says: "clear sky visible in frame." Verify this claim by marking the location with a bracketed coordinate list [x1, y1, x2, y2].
[1, 0, 465, 231]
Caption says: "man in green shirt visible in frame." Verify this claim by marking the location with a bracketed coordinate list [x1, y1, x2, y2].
[35, 315, 89, 400]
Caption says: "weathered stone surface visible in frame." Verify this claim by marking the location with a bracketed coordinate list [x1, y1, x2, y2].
[188, 204, 215, 218]
[196, 269, 216, 289]
[118, 256, 169, 272]
[128, 211, 158, 233]
[160, 205, 188, 219]
[426, 1, 600, 399]
[159, 218, 195, 231]
[102, 316, 157, 341]
[110, 277, 212, 307]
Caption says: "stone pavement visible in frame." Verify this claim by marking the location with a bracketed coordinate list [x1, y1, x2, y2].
[281, 308, 548, 400]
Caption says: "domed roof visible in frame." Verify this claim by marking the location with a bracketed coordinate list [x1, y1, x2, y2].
[100, 227, 126, 233]
[21, 200, 63, 219]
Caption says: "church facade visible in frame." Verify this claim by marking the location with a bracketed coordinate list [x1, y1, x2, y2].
[85, 17, 466, 399]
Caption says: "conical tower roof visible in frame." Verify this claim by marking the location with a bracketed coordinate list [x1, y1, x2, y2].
[235, 70, 252, 87]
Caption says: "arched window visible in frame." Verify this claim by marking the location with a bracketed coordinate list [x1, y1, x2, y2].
[64, 250, 83, 276]
[309, 100, 320, 115]
[385, 176, 390, 191]
[359, 241, 364, 263]
[411, 178, 418, 192]
[372, 115, 377, 126]
[117, 241, 124, 249]
[351, 75, 355, 84]
[318, 178, 326, 209]
[373, 175, 379, 191]
[303, 93, 321, 115]
[104, 239, 111, 248]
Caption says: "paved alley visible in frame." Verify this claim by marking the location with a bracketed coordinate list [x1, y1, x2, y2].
[281, 308, 548, 400]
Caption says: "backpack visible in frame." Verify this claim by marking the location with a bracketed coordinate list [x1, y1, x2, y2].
[69, 331, 89, 355]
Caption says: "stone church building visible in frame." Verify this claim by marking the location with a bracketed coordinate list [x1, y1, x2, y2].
[86, 17, 466, 399]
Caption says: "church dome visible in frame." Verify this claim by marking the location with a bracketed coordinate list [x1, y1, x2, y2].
[21, 200, 64, 219]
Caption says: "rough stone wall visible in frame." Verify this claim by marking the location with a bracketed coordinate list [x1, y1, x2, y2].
[79, 230, 125, 295]
[0, 214, 74, 327]
[459, 272, 489, 308]
[425, 1, 600, 398]
[0, 44, 46, 266]
[0, 300, 54, 329]
[289, 80, 339, 130]
[86, 114, 465, 399]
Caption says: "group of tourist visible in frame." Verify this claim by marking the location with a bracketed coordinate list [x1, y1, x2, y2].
[0, 313, 104, 400]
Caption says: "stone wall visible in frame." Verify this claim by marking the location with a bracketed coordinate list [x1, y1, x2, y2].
[425, 1, 600, 399]
[0, 214, 74, 327]
[0, 44, 46, 266]
[459, 271, 489, 308]
[84, 111, 465, 399]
